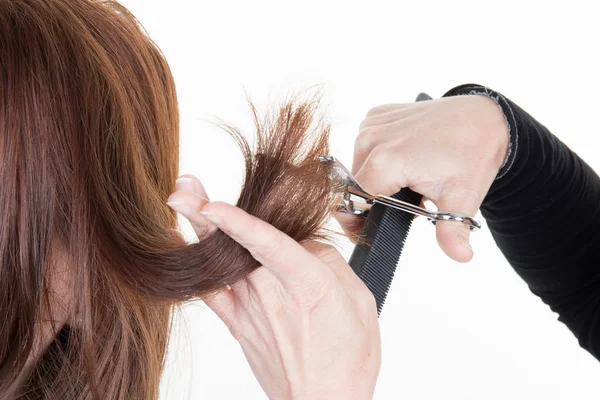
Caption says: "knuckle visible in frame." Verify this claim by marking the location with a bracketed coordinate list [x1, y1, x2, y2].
[358, 285, 377, 310]
[358, 118, 370, 132]
[186, 196, 204, 211]
[365, 104, 407, 118]
[365, 105, 389, 118]
[365, 106, 381, 118]
[366, 143, 394, 172]
[309, 243, 341, 263]
[355, 126, 378, 154]
[249, 229, 285, 263]
[173, 193, 204, 214]
[192, 221, 216, 240]
[290, 274, 334, 310]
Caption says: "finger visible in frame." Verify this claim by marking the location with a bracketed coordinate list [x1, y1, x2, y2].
[171, 174, 214, 238]
[364, 103, 408, 118]
[175, 174, 210, 200]
[333, 212, 364, 244]
[244, 267, 281, 305]
[415, 197, 430, 219]
[352, 123, 395, 176]
[333, 187, 430, 242]
[359, 107, 411, 132]
[203, 287, 237, 329]
[303, 242, 377, 313]
[354, 143, 409, 196]
[302, 242, 356, 283]
[354, 105, 414, 174]
[167, 190, 217, 240]
[200, 201, 335, 292]
[432, 185, 482, 263]
[334, 196, 428, 241]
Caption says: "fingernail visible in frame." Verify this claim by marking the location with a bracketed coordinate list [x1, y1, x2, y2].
[175, 177, 210, 202]
[167, 201, 193, 216]
[199, 211, 222, 227]
[176, 176, 194, 184]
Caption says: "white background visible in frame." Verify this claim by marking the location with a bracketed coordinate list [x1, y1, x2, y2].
[119, 1, 600, 399]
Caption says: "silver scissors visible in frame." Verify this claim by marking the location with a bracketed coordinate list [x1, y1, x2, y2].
[319, 155, 481, 231]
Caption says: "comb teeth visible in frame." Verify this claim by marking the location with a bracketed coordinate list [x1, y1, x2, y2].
[348, 92, 430, 316]
[348, 188, 422, 315]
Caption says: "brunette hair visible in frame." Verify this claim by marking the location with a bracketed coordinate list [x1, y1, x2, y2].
[0, 0, 333, 399]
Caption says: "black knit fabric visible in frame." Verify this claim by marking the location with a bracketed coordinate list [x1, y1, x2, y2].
[443, 84, 600, 360]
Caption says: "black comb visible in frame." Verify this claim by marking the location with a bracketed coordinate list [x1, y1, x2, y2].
[348, 93, 431, 316]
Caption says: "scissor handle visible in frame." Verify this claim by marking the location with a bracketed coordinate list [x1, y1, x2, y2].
[373, 195, 481, 231]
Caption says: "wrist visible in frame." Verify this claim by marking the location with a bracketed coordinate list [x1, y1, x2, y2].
[473, 94, 510, 173]
[443, 84, 515, 180]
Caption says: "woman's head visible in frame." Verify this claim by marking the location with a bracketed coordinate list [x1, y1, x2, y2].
[0, 0, 335, 398]
[0, 0, 179, 397]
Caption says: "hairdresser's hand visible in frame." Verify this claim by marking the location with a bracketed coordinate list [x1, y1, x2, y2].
[168, 175, 380, 400]
[338, 95, 509, 262]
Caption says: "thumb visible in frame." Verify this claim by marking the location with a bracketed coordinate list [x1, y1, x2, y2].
[433, 186, 482, 263]
[333, 212, 364, 244]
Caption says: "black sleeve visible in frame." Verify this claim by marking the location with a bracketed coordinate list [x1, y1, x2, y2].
[443, 84, 600, 361]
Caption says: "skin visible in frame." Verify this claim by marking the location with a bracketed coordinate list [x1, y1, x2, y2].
[168, 177, 380, 400]
[167, 94, 508, 399]
[340, 94, 509, 262]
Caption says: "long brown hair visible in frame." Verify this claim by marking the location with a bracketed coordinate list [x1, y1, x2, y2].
[0, 0, 334, 398]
